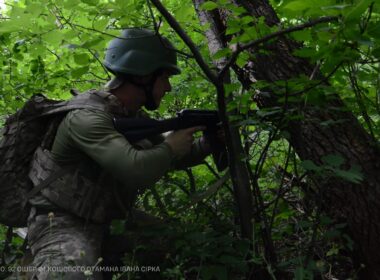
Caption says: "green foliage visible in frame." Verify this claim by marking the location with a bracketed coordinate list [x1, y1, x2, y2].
[300, 154, 363, 184]
[1, 0, 378, 278]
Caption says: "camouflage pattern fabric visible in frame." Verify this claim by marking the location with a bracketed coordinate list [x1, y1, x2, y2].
[4, 208, 170, 280]
[26, 208, 105, 280]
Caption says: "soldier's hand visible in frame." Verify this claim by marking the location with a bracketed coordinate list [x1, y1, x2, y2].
[165, 126, 205, 157]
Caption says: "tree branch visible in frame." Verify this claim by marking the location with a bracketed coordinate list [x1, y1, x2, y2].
[218, 16, 339, 80]
[150, 187, 169, 217]
[149, 0, 218, 85]
[185, 168, 196, 193]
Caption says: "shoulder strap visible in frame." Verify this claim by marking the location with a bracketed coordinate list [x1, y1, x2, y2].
[28, 147, 74, 197]
[27, 168, 70, 199]
[39, 90, 106, 116]
[40, 89, 129, 117]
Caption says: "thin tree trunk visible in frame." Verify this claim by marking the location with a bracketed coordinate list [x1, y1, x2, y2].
[194, 0, 380, 278]
[191, 0, 255, 240]
[193, 0, 279, 270]
[149, 0, 255, 242]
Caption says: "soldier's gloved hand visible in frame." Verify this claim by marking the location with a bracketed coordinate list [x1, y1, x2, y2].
[165, 126, 205, 157]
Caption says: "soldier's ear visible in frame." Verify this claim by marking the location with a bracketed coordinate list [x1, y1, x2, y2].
[131, 74, 154, 85]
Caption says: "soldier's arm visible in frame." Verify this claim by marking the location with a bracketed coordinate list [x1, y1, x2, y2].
[147, 132, 210, 169]
[51, 109, 174, 189]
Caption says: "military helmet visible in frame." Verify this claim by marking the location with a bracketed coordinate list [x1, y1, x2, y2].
[104, 28, 181, 76]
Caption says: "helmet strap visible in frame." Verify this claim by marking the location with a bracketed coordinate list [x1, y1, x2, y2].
[125, 72, 161, 111]
[143, 85, 157, 111]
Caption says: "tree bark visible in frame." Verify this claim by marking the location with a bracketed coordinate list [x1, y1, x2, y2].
[194, 0, 380, 278]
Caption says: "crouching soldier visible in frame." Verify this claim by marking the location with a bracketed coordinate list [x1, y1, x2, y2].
[25, 28, 214, 280]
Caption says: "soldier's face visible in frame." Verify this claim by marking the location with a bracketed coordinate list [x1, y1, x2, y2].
[152, 71, 172, 107]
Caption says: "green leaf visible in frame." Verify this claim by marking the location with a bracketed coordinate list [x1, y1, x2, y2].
[74, 53, 90, 65]
[236, 52, 250, 68]
[322, 154, 344, 167]
[42, 31, 65, 46]
[372, 47, 380, 58]
[226, 3, 246, 15]
[256, 107, 282, 117]
[300, 160, 321, 172]
[326, 246, 339, 256]
[30, 57, 45, 75]
[241, 26, 258, 41]
[224, 82, 240, 95]
[241, 16, 254, 25]
[292, 30, 312, 42]
[213, 48, 232, 60]
[81, 0, 99, 5]
[81, 37, 104, 48]
[93, 18, 109, 31]
[0, 21, 23, 33]
[201, 265, 228, 280]
[283, 0, 310, 11]
[110, 220, 126, 235]
[27, 3, 44, 16]
[334, 165, 363, 184]
[275, 211, 293, 221]
[282, 0, 338, 16]
[367, 22, 380, 38]
[71, 66, 89, 78]
[294, 267, 306, 280]
[201, 1, 218, 11]
[175, 5, 194, 22]
[344, 0, 373, 23]
[293, 47, 317, 58]
[225, 25, 241, 35]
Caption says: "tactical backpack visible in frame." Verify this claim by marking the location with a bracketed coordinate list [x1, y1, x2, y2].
[0, 90, 112, 227]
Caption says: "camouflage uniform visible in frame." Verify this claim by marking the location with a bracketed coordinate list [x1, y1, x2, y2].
[25, 90, 209, 280]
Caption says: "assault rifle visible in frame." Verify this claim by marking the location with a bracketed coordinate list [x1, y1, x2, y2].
[113, 109, 228, 171]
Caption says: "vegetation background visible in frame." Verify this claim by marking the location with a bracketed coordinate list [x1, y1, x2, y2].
[0, 0, 380, 279]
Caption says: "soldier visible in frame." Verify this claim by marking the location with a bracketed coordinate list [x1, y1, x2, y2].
[25, 28, 214, 280]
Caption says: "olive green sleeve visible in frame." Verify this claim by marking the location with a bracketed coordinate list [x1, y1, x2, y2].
[144, 132, 210, 169]
[52, 109, 174, 189]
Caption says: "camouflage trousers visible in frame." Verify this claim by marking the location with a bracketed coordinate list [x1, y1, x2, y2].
[13, 208, 168, 280]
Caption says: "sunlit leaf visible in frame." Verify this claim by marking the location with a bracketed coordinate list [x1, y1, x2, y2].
[201, 1, 218, 11]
